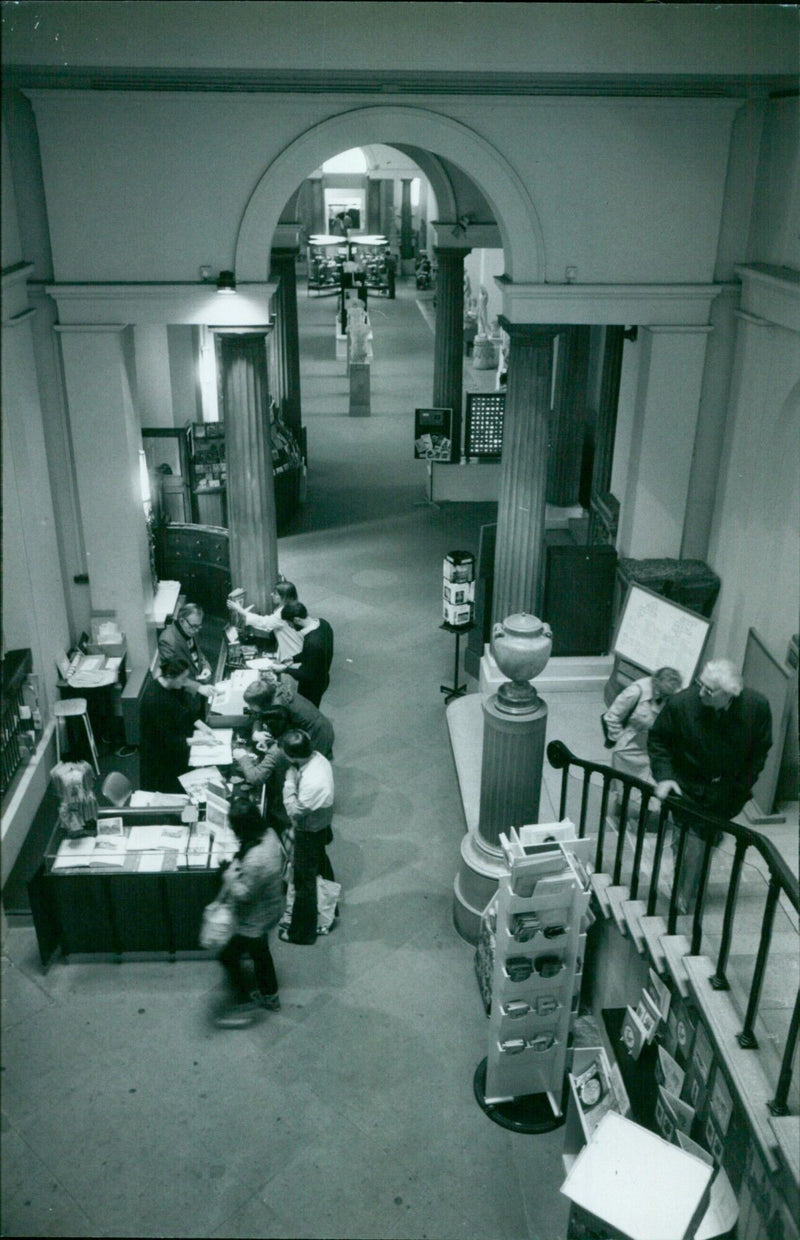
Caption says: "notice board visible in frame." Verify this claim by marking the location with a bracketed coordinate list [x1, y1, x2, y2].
[612, 583, 712, 687]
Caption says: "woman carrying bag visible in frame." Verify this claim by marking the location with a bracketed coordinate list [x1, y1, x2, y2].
[214, 797, 285, 1028]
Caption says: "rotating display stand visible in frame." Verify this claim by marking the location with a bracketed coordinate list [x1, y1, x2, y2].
[474, 821, 592, 1133]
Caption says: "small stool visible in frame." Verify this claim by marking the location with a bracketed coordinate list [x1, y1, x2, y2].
[54, 697, 100, 775]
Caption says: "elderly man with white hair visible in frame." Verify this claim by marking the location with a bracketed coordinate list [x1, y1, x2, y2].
[648, 657, 772, 910]
[648, 658, 772, 821]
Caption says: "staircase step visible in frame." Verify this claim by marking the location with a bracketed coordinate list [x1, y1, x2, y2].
[639, 916, 668, 973]
[621, 900, 647, 953]
[590, 873, 612, 916]
[662, 934, 692, 998]
[684, 955, 781, 1175]
[606, 886, 631, 937]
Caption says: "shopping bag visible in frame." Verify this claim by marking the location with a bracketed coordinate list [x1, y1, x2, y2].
[199, 897, 235, 951]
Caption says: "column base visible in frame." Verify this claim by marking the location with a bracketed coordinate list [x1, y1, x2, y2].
[452, 828, 507, 945]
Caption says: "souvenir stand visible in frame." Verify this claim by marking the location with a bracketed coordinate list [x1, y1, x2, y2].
[474, 821, 592, 1132]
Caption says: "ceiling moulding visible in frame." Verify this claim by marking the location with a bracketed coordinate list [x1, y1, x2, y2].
[496, 279, 724, 327]
[736, 264, 800, 335]
[3, 67, 796, 100]
[47, 283, 277, 327]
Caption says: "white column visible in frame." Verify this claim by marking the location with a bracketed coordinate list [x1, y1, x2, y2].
[57, 325, 154, 667]
[619, 325, 712, 559]
[2, 307, 70, 711]
[133, 325, 173, 427]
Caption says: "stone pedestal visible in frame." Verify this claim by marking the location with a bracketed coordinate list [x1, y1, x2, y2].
[472, 334, 499, 370]
[453, 691, 548, 944]
[349, 362, 371, 417]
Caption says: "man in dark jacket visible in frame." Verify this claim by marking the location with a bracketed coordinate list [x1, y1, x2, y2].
[158, 603, 213, 697]
[281, 602, 334, 708]
[648, 657, 771, 910]
[648, 658, 772, 821]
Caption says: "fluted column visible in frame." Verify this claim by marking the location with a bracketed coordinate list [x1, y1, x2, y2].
[270, 247, 302, 438]
[309, 178, 325, 234]
[367, 177, 382, 233]
[380, 180, 394, 243]
[492, 322, 562, 621]
[547, 325, 590, 506]
[590, 325, 625, 501]
[400, 177, 414, 261]
[433, 247, 470, 462]
[215, 330, 277, 612]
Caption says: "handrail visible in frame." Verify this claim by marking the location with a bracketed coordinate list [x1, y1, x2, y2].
[546, 738, 799, 1116]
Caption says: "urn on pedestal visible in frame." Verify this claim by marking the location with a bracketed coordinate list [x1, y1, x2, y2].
[491, 612, 552, 714]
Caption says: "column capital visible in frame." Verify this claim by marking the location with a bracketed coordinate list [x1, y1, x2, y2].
[209, 325, 272, 338]
[497, 317, 562, 343]
[433, 245, 471, 260]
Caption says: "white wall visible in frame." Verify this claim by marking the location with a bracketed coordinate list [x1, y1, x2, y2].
[28, 93, 738, 286]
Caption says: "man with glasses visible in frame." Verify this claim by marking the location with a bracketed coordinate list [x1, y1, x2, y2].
[648, 658, 772, 908]
[158, 603, 214, 698]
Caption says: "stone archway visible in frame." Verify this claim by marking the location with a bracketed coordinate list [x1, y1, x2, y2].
[235, 105, 545, 282]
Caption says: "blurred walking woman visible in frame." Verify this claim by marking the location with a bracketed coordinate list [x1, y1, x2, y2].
[215, 798, 285, 1027]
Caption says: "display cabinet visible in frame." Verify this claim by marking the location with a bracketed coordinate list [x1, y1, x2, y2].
[188, 421, 227, 526]
[349, 236, 391, 293]
[307, 235, 347, 294]
[142, 425, 193, 525]
[27, 807, 225, 966]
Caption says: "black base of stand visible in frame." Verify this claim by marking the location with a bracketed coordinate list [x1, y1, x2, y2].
[440, 620, 474, 706]
[473, 1058, 567, 1134]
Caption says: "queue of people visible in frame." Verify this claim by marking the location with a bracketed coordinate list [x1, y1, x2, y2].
[138, 582, 337, 1027]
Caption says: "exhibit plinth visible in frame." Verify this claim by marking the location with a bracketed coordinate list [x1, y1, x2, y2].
[348, 362, 371, 416]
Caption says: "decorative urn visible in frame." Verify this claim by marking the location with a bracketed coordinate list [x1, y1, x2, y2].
[491, 612, 552, 713]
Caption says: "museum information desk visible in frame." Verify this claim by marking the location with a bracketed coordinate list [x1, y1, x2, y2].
[27, 807, 234, 966]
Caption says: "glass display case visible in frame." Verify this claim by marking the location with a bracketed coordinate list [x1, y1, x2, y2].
[28, 806, 234, 965]
[307, 235, 348, 294]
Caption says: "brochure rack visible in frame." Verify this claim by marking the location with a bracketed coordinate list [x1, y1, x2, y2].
[475, 821, 592, 1131]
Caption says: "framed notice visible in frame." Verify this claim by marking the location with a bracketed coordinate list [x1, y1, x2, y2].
[464, 392, 505, 460]
[414, 407, 453, 461]
[612, 582, 712, 687]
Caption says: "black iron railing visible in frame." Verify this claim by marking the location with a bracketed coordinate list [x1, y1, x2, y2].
[547, 738, 799, 1118]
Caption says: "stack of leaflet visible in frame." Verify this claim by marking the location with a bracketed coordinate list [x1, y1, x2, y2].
[209, 669, 259, 717]
[178, 767, 223, 801]
[188, 728, 233, 767]
[126, 823, 190, 873]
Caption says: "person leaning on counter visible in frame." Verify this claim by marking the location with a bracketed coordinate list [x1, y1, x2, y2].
[280, 602, 334, 708]
[158, 603, 214, 697]
[138, 655, 219, 794]
[227, 580, 303, 664]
